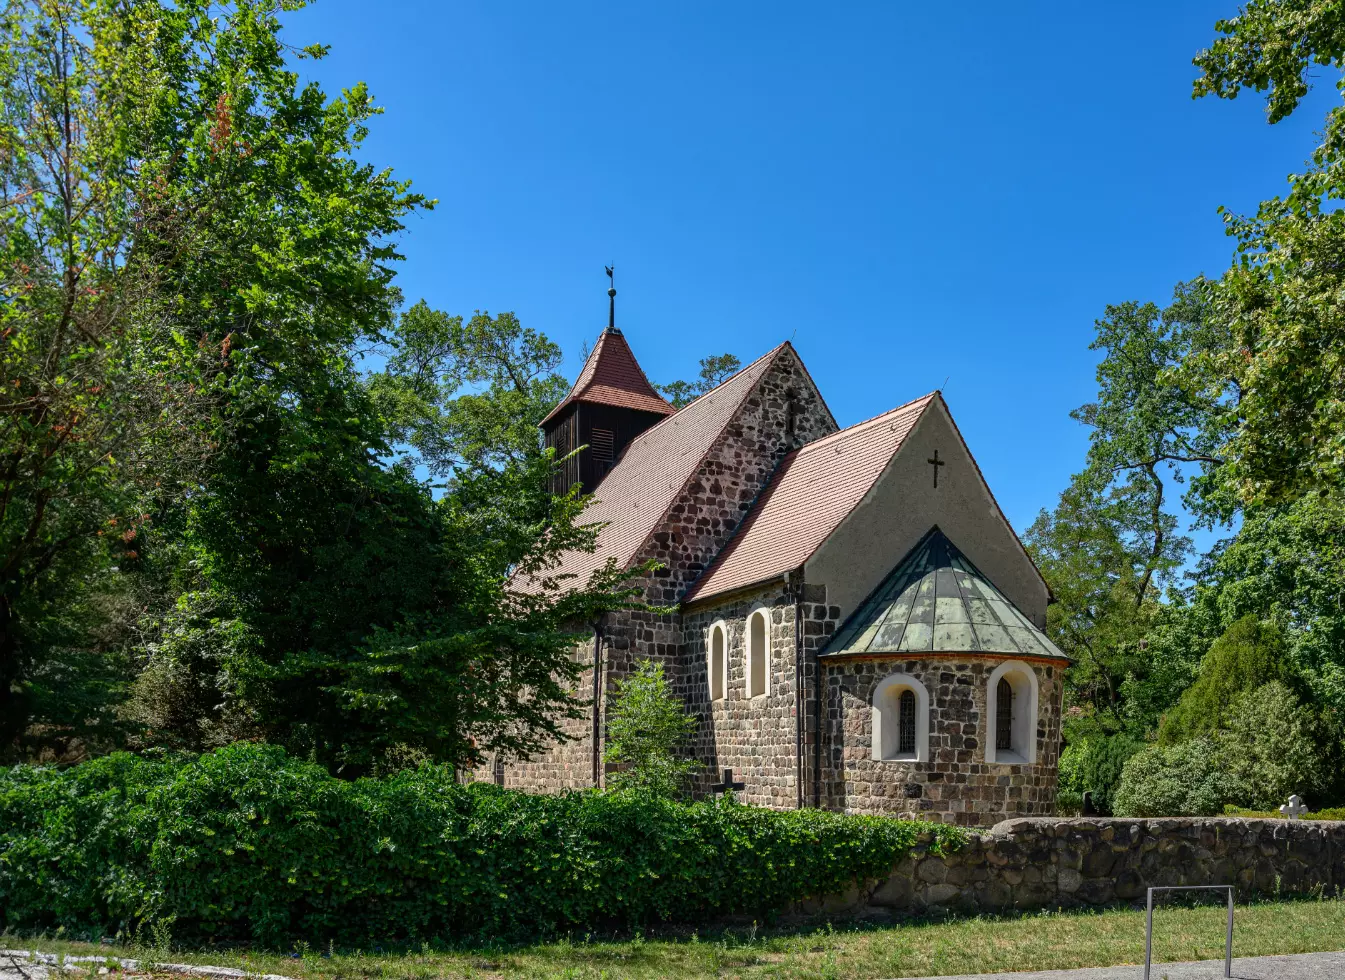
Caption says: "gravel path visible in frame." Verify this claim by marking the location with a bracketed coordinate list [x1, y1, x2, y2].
[0, 950, 291, 980]
[891, 950, 1345, 980]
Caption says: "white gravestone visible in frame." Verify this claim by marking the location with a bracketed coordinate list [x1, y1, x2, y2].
[1279, 795, 1308, 820]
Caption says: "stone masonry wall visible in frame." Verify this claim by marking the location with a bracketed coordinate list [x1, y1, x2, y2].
[681, 583, 802, 807]
[633, 345, 836, 606]
[822, 656, 1063, 827]
[798, 817, 1345, 920]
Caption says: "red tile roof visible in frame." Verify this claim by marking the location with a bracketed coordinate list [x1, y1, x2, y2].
[539, 328, 673, 426]
[515, 344, 791, 593]
[683, 394, 937, 603]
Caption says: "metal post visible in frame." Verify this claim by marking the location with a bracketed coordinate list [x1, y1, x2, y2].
[1144, 888, 1154, 980]
[1143, 885, 1234, 980]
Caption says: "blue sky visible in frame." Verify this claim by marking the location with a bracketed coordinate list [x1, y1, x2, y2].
[284, 1, 1333, 550]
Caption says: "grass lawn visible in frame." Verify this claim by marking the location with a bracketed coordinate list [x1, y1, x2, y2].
[5, 897, 1345, 979]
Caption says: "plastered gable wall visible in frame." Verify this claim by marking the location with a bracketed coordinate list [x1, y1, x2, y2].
[805, 399, 1047, 626]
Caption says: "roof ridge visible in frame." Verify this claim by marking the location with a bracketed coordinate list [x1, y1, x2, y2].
[794, 392, 936, 454]
[614, 341, 790, 454]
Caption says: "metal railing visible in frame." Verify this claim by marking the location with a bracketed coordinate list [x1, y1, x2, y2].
[1144, 885, 1234, 980]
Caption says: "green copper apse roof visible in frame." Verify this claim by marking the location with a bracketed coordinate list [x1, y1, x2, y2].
[822, 528, 1067, 660]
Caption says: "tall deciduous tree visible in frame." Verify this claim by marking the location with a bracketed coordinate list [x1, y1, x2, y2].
[1191, 1, 1345, 505]
[0, 0, 210, 754]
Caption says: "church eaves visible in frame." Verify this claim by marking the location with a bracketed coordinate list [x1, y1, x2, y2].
[823, 527, 1067, 661]
[539, 328, 674, 425]
[682, 394, 936, 604]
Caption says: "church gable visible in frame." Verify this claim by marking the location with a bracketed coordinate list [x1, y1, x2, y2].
[683, 394, 934, 604]
[635, 342, 836, 603]
[515, 341, 833, 597]
[804, 395, 1048, 626]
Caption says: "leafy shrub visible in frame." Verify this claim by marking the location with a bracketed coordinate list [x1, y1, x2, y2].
[1220, 681, 1333, 809]
[1112, 738, 1242, 816]
[0, 743, 962, 947]
[1058, 732, 1142, 815]
[1224, 804, 1345, 820]
[603, 660, 698, 797]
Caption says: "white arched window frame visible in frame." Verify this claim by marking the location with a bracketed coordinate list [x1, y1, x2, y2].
[707, 620, 728, 701]
[986, 660, 1039, 765]
[871, 672, 930, 762]
[746, 607, 771, 698]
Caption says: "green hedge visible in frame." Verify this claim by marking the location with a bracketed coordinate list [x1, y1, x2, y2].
[1222, 804, 1345, 821]
[0, 743, 962, 947]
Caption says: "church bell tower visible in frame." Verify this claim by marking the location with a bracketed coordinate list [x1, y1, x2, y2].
[539, 270, 674, 495]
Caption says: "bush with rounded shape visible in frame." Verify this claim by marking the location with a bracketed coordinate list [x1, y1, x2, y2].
[1159, 616, 1287, 743]
[1219, 681, 1332, 809]
[1113, 738, 1243, 816]
[1058, 733, 1143, 816]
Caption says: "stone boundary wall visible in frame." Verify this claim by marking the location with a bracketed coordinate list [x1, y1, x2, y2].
[798, 817, 1345, 919]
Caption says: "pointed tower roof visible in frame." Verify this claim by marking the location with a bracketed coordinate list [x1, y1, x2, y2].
[540, 328, 674, 426]
[823, 527, 1066, 661]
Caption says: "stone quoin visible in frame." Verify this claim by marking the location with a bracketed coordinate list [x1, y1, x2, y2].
[498, 323, 1065, 827]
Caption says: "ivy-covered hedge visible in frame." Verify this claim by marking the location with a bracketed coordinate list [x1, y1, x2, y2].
[0, 743, 962, 947]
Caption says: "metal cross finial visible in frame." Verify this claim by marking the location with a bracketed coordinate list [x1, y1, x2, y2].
[710, 767, 745, 796]
[605, 265, 616, 332]
[1280, 794, 1308, 820]
[927, 449, 946, 488]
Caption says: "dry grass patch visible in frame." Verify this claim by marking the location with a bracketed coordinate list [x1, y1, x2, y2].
[7, 895, 1345, 979]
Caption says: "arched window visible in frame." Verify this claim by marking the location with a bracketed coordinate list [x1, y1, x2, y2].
[708, 622, 727, 701]
[871, 673, 930, 762]
[746, 608, 770, 698]
[898, 690, 916, 755]
[995, 678, 1012, 751]
[987, 661, 1040, 764]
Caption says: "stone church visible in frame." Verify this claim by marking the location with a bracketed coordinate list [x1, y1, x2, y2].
[504, 322, 1066, 827]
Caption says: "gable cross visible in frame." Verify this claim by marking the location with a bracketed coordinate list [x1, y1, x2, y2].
[927, 449, 946, 488]
[1280, 794, 1308, 820]
[710, 767, 745, 796]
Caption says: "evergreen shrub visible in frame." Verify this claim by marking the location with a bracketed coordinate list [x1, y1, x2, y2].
[0, 743, 962, 947]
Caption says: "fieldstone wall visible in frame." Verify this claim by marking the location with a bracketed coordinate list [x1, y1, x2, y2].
[799, 817, 1345, 920]
[822, 655, 1063, 827]
[681, 583, 804, 806]
[633, 344, 836, 604]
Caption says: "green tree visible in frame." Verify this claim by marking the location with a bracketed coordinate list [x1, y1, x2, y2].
[0, 0, 645, 775]
[0, 0, 215, 756]
[1188, 493, 1345, 718]
[656, 353, 741, 409]
[1159, 615, 1288, 743]
[1220, 681, 1335, 809]
[603, 659, 697, 798]
[1190, 1, 1345, 505]
[1025, 285, 1214, 733]
[1113, 737, 1242, 817]
[369, 302, 570, 476]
